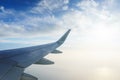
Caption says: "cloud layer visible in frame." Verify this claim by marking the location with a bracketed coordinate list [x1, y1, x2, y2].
[1, 0, 120, 48]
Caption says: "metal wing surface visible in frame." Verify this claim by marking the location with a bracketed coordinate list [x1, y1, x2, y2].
[0, 29, 71, 80]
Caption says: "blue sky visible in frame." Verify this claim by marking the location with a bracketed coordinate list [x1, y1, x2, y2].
[0, 0, 40, 11]
[0, 0, 120, 50]
[2, 0, 120, 80]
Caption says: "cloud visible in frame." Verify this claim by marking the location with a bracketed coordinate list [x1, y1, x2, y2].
[0, 0, 71, 38]
[54, 0, 120, 48]
[1, 0, 120, 47]
[30, 0, 69, 15]
[1, 1, 120, 79]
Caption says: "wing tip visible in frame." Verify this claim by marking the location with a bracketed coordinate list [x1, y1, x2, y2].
[56, 29, 71, 45]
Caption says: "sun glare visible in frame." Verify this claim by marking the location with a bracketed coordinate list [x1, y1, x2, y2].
[93, 67, 114, 80]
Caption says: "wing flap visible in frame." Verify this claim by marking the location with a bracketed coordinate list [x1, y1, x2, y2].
[1, 66, 24, 80]
[0, 59, 24, 80]
[51, 50, 62, 54]
[34, 58, 54, 65]
[0, 63, 13, 79]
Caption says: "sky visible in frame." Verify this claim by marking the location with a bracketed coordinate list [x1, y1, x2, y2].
[1, 0, 120, 80]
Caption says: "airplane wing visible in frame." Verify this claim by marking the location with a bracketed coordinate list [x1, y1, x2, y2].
[0, 59, 24, 80]
[0, 29, 71, 80]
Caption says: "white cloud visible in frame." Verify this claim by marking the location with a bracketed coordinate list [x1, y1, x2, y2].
[77, 0, 99, 9]
[0, 0, 71, 38]
[0, 6, 5, 12]
[62, 5, 68, 10]
[31, 0, 69, 13]
[53, 0, 120, 49]
[1, 0, 120, 48]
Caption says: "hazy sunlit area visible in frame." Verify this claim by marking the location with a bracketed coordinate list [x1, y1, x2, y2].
[1, 0, 120, 80]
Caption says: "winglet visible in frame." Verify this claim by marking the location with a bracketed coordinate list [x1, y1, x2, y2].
[56, 29, 71, 45]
